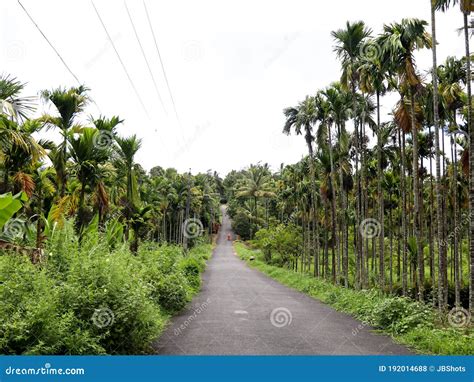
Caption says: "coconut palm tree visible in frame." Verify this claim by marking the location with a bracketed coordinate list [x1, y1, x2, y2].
[283, 96, 320, 269]
[317, 86, 348, 284]
[378, 18, 432, 300]
[332, 20, 372, 289]
[319, 83, 353, 286]
[40, 86, 89, 196]
[115, 135, 142, 210]
[358, 48, 391, 290]
[431, 0, 449, 312]
[0, 74, 35, 122]
[314, 145, 335, 279]
[68, 127, 110, 234]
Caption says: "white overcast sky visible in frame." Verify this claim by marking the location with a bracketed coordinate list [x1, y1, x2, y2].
[1, 0, 468, 176]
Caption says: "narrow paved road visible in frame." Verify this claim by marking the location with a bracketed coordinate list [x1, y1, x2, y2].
[154, 207, 411, 355]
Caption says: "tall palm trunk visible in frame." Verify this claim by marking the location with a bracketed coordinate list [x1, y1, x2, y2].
[361, 118, 369, 288]
[306, 136, 320, 279]
[338, 155, 349, 287]
[409, 88, 424, 301]
[305, 134, 319, 277]
[441, 129, 449, 306]
[376, 91, 385, 290]
[400, 129, 408, 295]
[351, 80, 362, 290]
[335, 122, 348, 286]
[327, 124, 339, 284]
[431, 1, 447, 311]
[354, 120, 362, 289]
[389, 191, 393, 292]
[428, 124, 436, 303]
[452, 135, 461, 306]
[313, 203, 319, 278]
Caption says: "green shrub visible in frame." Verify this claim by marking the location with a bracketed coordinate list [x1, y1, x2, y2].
[370, 297, 433, 334]
[0, 224, 211, 355]
[60, 244, 166, 354]
[0, 255, 103, 354]
[179, 257, 204, 291]
[253, 224, 302, 265]
[188, 243, 212, 261]
[231, 212, 252, 240]
[155, 272, 189, 312]
[153, 246, 184, 274]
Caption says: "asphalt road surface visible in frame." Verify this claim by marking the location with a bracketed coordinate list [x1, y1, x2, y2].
[154, 207, 411, 355]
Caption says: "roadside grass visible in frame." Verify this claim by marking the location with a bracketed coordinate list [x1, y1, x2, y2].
[234, 242, 473, 355]
[271, 234, 470, 298]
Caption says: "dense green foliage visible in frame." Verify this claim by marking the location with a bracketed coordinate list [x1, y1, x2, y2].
[0, 222, 212, 355]
[0, 74, 220, 355]
[253, 224, 302, 265]
[235, 242, 473, 355]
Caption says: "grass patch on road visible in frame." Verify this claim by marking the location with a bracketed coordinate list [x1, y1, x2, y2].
[234, 242, 473, 355]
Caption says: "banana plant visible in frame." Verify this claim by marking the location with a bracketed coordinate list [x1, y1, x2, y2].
[0, 191, 27, 230]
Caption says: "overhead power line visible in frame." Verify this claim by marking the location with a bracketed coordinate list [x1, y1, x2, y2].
[143, 0, 183, 128]
[91, 0, 170, 155]
[17, 0, 81, 85]
[17, 0, 102, 114]
[91, 0, 150, 118]
[124, 0, 167, 116]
